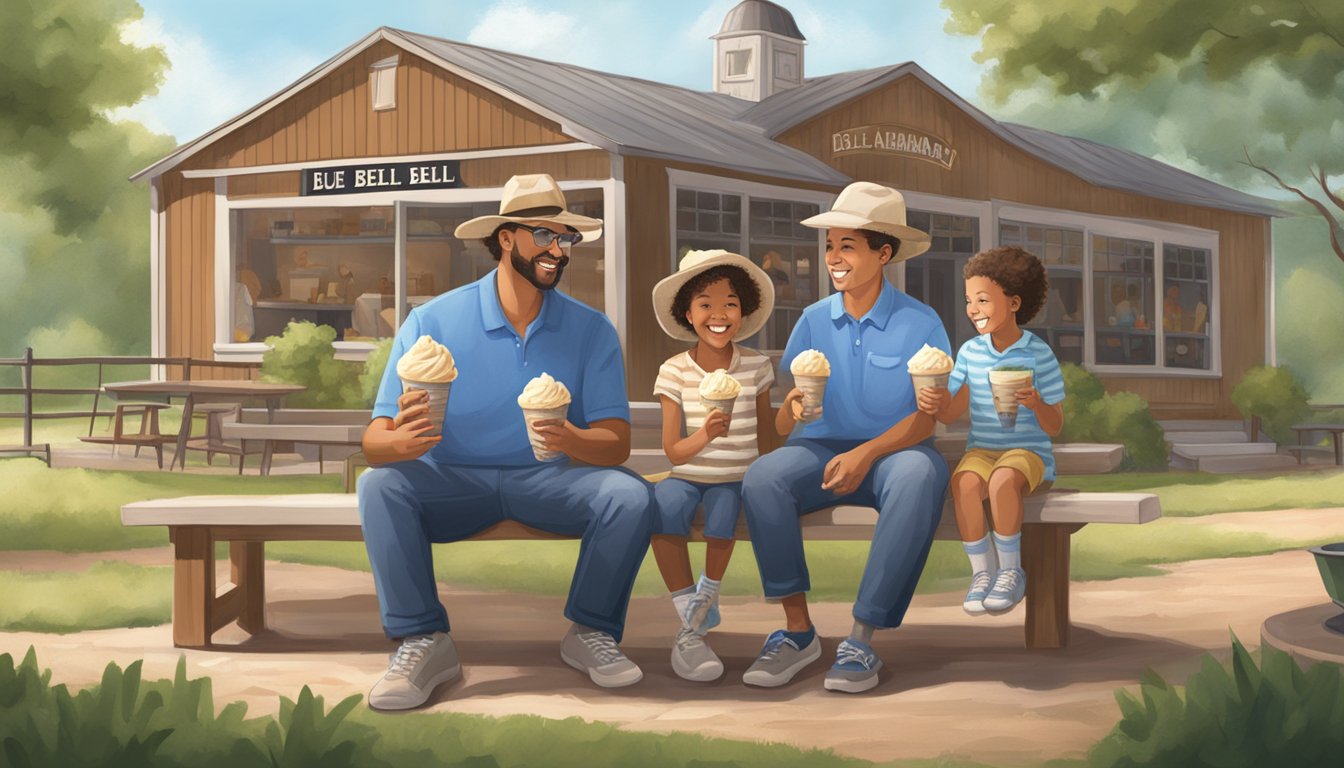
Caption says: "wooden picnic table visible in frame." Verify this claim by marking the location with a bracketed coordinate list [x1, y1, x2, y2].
[1289, 422, 1344, 466]
[103, 380, 305, 471]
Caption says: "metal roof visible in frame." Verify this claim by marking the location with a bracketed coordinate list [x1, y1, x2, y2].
[715, 1, 806, 40]
[132, 27, 1282, 218]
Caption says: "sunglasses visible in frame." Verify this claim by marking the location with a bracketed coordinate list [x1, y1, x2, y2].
[515, 223, 583, 248]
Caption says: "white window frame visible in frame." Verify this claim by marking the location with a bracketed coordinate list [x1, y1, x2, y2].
[994, 200, 1221, 378]
[724, 49, 754, 80]
[212, 174, 620, 362]
[369, 55, 398, 111]
[893, 191, 993, 294]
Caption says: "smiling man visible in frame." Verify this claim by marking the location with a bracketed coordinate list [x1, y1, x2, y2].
[357, 174, 654, 710]
[740, 182, 952, 694]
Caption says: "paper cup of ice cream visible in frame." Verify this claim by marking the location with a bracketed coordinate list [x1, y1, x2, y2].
[988, 367, 1033, 430]
[907, 343, 953, 392]
[397, 335, 459, 437]
[698, 369, 741, 429]
[790, 349, 831, 423]
[518, 373, 572, 461]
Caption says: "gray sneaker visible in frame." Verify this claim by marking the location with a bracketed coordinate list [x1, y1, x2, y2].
[561, 625, 643, 687]
[368, 632, 461, 711]
[671, 625, 724, 682]
[742, 629, 822, 688]
[823, 638, 882, 693]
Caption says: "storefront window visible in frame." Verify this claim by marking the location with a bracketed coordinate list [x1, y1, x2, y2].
[903, 212, 980, 352]
[233, 190, 606, 344]
[1162, 244, 1211, 370]
[1000, 221, 1084, 364]
[675, 189, 740, 258]
[1093, 234, 1155, 366]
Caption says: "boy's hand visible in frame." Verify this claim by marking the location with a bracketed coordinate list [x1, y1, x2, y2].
[1016, 386, 1044, 411]
[916, 385, 950, 416]
[699, 409, 731, 440]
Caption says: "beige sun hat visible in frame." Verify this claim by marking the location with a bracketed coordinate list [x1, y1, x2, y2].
[454, 173, 603, 242]
[802, 182, 931, 262]
[651, 249, 776, 342]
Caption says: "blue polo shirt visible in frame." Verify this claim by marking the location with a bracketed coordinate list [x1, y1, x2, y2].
[373, 270, 630, 466]
[948, 330, 1066, 481]
[782, 279, 951, 441]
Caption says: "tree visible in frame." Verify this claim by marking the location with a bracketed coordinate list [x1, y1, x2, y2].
[943, 0, 1344, 263]
[0, 0, 175, 357]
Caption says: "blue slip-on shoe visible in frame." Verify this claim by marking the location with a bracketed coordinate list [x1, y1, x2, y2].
[823, 638, 883, 693]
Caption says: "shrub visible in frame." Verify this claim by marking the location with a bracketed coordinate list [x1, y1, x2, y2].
[358, 337, 394, 406]
[1087, 636, 1344, 767]
[1231, 365, 1311, 444]
[1059, 363, 1170, 470]
[260, 322, 373, 410]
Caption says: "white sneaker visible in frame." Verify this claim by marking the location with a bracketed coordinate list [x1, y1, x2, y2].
[963, 570, 994, 615]
[561, 625, 643, 687]
[671, 625, 724, 682]
[368, 632, 461, 711]
[982, 567, 1028, 613]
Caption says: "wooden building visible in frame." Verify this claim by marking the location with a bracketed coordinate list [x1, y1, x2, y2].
[133, 1, 1281, 418]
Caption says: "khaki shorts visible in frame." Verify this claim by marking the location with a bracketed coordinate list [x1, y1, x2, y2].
[953, 448, 1050, 494]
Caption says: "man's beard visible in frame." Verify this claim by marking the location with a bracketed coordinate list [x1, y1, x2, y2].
[509, 245, 568, 292]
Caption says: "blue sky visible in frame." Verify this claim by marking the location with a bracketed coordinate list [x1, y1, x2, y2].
[120, 0, 986, 142]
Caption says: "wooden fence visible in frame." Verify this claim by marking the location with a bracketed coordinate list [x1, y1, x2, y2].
[0, 348, 261, 465]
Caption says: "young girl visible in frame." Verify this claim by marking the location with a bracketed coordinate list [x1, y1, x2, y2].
[650, 249, 777, 681]
[917, 246, 1065, 615]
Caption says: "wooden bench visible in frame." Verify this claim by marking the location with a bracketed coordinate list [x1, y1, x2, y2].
[122, 490, 1160, 651]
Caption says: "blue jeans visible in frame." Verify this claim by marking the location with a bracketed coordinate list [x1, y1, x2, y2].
[357, 458, 654, 642]
[653, 478, 743, 540]
[741, 438, 949, 628]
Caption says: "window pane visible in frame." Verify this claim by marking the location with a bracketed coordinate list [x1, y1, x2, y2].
[1094, 236, 1154, 365]
[1162, 244, 1211, 370]
[747, 198, 821, 351]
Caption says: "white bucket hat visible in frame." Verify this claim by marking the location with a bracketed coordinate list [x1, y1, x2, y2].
[651, 249, 776, 342]
[802, 182, 931, 262]
[454, 173, 603, 242]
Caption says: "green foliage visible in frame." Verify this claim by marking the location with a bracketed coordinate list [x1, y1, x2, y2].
[1232, 365, 1312, 444]
[0, 0, 176, 358]
[0, 562, 170, 632]
[1087, 636, 1344, 767]
[1059, 364, 1170, 470]
[260, 322, 366, 409]
[1275, 217, 1344, 402]
[358, 338, 394, 405]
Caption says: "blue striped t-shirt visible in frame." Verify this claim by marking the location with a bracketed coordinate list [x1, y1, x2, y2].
[947, 330, 1066, 481]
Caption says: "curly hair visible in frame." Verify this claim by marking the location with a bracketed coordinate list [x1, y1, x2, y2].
[670, 265, 763, 334]
[963, 246, 1049, 325]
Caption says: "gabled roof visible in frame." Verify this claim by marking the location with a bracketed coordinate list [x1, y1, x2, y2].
[739, 62, 1285, 217]
[133, 26, 1282, 218]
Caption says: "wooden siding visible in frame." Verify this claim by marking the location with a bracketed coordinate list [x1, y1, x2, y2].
[775, 76, 1269, 418]
[161, 175, 219, 378]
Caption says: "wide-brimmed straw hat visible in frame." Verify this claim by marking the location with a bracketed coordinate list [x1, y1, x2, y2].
[651, 249, 776, 342]
[454, 173, 603, 242]
[802, 182, 931, 262]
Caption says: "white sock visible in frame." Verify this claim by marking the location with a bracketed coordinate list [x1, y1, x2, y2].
[993, 531, 1022, 571]
[962, 534, 995, 574]
[696, 573, 721, 601]
[670, 585, 695, 623]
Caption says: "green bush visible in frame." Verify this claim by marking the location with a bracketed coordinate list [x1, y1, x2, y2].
[1059, 363, 1170, 470]
[1231, 365, 1311, 444]
[1087, 636, 1344, 767]
[260, 322, 390, 410]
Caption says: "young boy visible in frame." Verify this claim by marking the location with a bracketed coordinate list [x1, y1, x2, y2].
[917, 246, 1065, 615]
[650, 249, 777, 681]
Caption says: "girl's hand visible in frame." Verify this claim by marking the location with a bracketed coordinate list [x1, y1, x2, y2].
[699, 409, 730, 440]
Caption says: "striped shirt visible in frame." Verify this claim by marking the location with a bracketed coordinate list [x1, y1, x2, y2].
[948, 330, 1066, 481]
[653, 346, 775, 483]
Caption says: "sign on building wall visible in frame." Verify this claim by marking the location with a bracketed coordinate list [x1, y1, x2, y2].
[831, 124, 957, 170]
[300, 160, 465, 196]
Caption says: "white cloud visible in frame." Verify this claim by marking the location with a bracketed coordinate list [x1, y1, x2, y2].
[108, 13, 317, 142]
[465, 2, 580, 51]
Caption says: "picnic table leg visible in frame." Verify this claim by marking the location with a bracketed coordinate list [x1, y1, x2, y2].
[171, 526, 214, 648]
[1022, 523, 1083, 649]
[229, 541, 265, 634]
[171, 395, 196, 471]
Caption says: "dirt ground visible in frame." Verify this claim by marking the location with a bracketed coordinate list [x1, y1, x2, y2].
[3, 508, 1343, 766]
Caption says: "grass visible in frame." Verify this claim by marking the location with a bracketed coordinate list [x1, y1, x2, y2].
[1062, 468, 1344, 516]
[0, 562, 171, 632]
[0, 459, 342, 551]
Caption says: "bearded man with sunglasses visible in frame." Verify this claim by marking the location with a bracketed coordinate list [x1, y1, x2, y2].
[358, 174, 654, 711]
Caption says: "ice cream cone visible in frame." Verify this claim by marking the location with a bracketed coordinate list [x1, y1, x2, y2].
[522, 405, 569, 461]
[987, 370, 1033, 430]
[700, 395, 737, 427]
[794, 374, 828, 423]
[400, 378, 451, 437]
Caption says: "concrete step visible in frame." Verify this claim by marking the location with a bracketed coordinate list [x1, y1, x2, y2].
[1157, 419, 1246, 432]
[1162, 430, 1250, 444]
[1171, 442, 1281, 458]
[1192, 453, 1300, 474]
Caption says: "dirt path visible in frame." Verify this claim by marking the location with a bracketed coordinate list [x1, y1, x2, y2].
[2, 511, 1342, 765]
